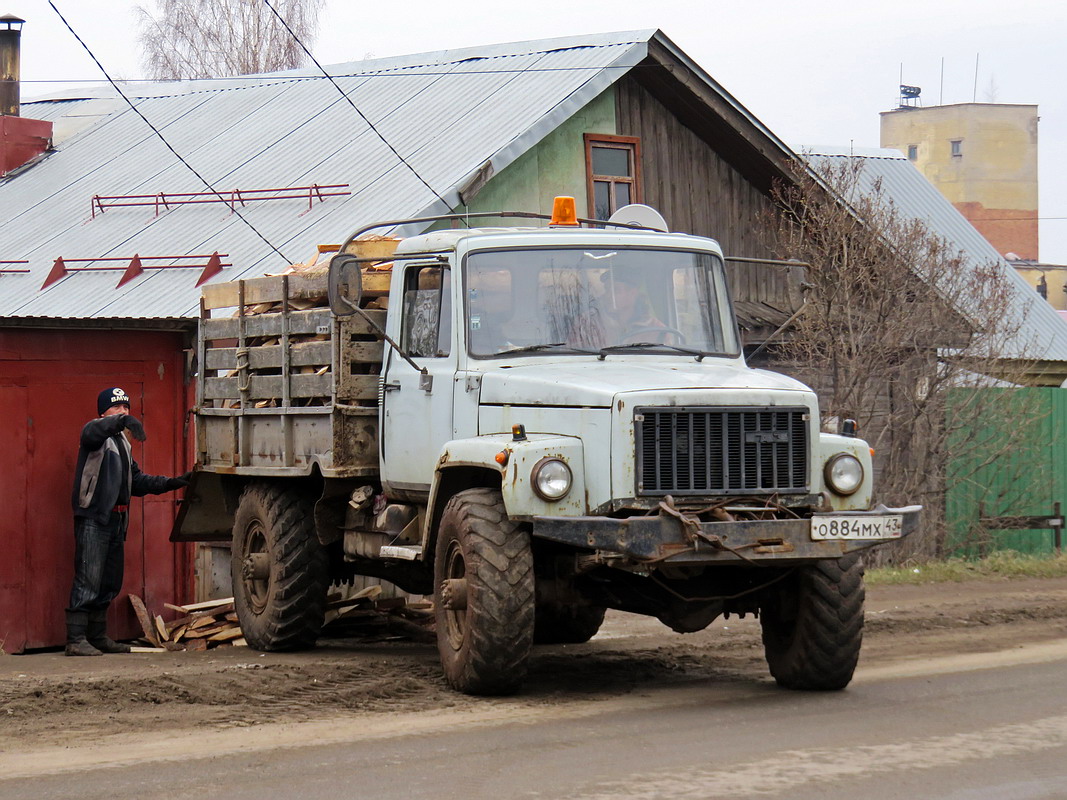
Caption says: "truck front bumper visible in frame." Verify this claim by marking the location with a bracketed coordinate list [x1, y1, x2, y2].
[532, 505, 922, 565]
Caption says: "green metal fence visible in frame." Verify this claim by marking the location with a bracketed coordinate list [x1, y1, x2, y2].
[946, 387, 1067, 556]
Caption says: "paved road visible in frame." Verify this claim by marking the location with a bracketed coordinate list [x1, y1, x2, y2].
[5, 641, 1067, 800]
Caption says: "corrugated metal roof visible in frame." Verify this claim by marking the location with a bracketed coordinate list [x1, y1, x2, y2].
[1, 30, 655, 320]
[802, 146, 1067, 364]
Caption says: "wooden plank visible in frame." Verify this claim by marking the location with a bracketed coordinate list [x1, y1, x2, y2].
[204, 341, 333, 372]
[337, 374, 380, 402]
[201, 273, 329, 311]
[128, 594, 160, 646]
[341, 340, 384, 364]
[202, 376, 239, 400]
[207, 627, 244, 642]
[176, 596, 235, 612]
[289, 373, 332, 398]
[130, 646, 167, 653]
[202, 317, 239, 341]
[188, 615, 221, 630]
[183, 625, 229, 638]
[165, 614, 195, 633]
[191, 601, 235, 618]
[345, 238, 400, 261]
[154, 614, 168, 642]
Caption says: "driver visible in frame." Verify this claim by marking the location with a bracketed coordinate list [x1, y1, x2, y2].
[600, 267, 672, 345]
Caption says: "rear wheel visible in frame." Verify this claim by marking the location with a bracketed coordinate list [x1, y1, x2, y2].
[534, 603, 606, 644]
[232, 482, 328, 651]
[434, 488, 534, 695]
[760, 554, 865, 690]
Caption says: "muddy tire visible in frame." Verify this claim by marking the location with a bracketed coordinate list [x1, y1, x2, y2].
[760, 553, 865, 690]
[434, 488, 534, 695]
[534, 604, 606, 644]
[232, 482, 328, 651]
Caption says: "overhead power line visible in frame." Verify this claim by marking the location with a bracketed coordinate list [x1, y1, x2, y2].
[260, 0, 451, 211]
[47, 1, 293, 266]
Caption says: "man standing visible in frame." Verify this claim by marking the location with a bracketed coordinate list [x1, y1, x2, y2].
[66, 387, 189, 657]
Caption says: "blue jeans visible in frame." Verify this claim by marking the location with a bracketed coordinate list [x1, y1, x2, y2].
[68, 512, 127, 614]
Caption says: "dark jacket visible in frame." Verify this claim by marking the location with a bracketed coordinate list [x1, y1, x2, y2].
[71, 414, 173, 524]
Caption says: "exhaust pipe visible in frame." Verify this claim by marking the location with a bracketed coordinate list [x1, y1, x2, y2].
[0, 14, 25, 117]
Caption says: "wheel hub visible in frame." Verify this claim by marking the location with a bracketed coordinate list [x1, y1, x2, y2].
[440, 577, 468, 611]
[242, 552, 269, 582]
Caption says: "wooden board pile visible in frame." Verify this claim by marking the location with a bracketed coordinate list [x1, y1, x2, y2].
[199, 237, 396, 411]
[124, 587, 436, 653]
[321, 585, 436, 643]
[127, 595, 245, 652]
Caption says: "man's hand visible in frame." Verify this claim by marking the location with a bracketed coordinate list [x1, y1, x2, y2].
[124, 415, 147, 442]
[166, 471, 192, 490]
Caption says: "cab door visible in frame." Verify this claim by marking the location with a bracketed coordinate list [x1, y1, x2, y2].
[380, 262, 455, 496]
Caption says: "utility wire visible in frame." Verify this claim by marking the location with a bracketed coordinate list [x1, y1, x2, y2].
[48, 1, 293, 266]
[260, 0, 451, 211]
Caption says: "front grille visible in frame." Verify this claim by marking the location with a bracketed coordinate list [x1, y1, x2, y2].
[635, 407, 809, 495]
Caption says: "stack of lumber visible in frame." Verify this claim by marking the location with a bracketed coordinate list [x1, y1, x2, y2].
[200, 237, 397, 410]
[124, 589, 436, 653]
[128, 595, 245, 652]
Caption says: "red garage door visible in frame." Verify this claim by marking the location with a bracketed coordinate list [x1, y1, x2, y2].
[0, 329, 193, 652]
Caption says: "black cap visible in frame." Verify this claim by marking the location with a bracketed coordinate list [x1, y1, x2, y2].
[97, 387, 131, 416]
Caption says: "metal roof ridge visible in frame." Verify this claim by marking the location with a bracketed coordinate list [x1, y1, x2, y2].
[21, 30, 658, 106]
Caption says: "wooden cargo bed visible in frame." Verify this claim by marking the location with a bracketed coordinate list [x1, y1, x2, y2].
[196, 268, 389, 477]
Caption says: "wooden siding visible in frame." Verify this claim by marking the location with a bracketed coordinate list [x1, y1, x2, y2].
[615, 75, 799, 323]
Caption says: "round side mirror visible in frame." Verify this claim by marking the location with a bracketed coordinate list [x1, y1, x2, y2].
[327, 253, 364, 316]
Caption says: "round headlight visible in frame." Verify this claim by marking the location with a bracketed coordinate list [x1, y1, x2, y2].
[824, 453, 864, 496]
[532, 458, 572, 501]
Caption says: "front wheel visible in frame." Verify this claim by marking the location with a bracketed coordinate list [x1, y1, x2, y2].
[231, 482, 328, 651]
[434, 488, 535, 695]
[760, 554, 865, 690]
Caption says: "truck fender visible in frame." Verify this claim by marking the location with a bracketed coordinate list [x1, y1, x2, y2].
[421, 434, 588, 557]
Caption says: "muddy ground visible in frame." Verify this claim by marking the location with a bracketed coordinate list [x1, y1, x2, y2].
[2, 576, 1065, 753]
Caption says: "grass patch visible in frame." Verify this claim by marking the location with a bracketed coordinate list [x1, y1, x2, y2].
[867, 550, 1067, 585]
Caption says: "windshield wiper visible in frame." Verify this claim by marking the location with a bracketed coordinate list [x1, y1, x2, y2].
[495, 342, 600, 356]
[597, 342, 711, 361]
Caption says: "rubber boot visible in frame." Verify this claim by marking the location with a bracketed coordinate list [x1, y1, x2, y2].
[65, 610, 103, 657]
[87, 609, 131, 654]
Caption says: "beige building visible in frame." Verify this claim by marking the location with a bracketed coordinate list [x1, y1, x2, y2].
[1010, 261, 1067, 312]
[881, 103, 1039, 261]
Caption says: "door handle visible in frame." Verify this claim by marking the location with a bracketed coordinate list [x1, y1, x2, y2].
[383, 382, 401, 392]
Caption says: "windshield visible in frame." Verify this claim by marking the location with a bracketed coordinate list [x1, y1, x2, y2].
[464, 247, 739, 357]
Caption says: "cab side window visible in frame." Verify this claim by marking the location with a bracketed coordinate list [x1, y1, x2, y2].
[400, 265, 451, 357]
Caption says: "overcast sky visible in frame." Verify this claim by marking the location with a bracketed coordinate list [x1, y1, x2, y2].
[14, 0, 1067, 263]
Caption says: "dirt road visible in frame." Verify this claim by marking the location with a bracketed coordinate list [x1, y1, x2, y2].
[1, 575, 1065, 771]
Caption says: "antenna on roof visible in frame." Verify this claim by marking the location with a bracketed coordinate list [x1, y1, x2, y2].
[899, 84, 921, 109]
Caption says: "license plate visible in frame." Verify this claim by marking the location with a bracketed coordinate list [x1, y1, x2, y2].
[811, 515, 903, 540]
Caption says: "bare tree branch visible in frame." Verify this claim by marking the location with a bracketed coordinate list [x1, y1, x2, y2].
[138, 0, 325, 80]
[765, 157, 1047, 562]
